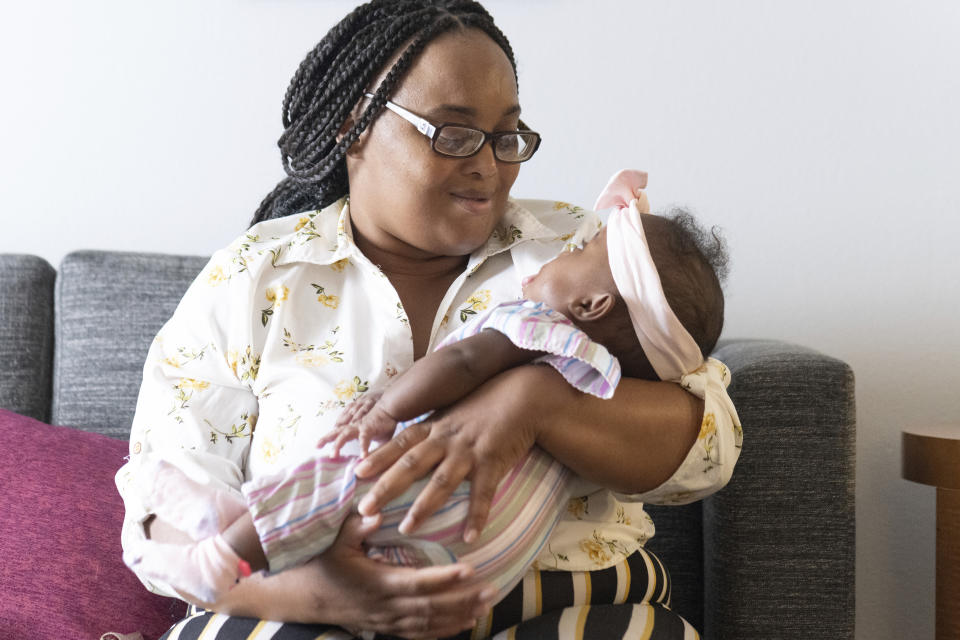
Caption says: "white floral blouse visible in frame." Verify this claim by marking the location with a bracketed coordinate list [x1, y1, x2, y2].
[116, 197, 742, 595]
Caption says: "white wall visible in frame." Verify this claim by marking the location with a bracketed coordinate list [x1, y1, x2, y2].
[3, 1, 958, 637]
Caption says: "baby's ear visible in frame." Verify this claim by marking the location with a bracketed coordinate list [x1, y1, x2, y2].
[568, 292, 616, 323]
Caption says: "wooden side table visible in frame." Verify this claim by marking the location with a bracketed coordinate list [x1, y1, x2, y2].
[902, 425, 960, 640]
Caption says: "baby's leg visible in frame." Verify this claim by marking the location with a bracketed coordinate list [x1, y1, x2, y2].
[243, 449, 572, 602]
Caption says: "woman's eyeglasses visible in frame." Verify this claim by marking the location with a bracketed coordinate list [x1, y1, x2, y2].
[364, 93, 541, 163]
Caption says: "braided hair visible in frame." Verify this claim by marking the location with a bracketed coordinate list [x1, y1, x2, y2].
[250, 0, 518, 226]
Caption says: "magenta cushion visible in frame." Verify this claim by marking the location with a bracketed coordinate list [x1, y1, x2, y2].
[0, 409, 183, 639]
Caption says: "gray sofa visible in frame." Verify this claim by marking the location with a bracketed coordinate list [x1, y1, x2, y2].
[0, 250, 856, 639]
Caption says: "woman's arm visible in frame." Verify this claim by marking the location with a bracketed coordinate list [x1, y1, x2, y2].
[533, 365, 703, 493]
[355, 363, 705, 538]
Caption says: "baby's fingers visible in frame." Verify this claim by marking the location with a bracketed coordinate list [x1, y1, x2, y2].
[316, 431, 337, 449]
[335, 402, 362, 427]
[332, 429, 359, 458]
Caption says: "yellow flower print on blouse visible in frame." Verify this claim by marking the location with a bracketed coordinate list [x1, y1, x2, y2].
[176, 378, 210, 391]
[330, 258, 350, 273]
[699, 412, 720, 470]
[206, 412, 256, 445]
[226, 350, 239, 378]
[259, 437, 280, 465]
[231, 233, 266, 274]
[334, 376, 369, 402]
[296, 352, 330, 367]
[206, 265, 228, 287]
[567, 496, 588, 519]
[553, 201, 584, 219]
[396, 302, 409, 326]
[261, 284, 290, 326]
[312, 284, 340, 309]
[699, 412, 717, 440]
[579, 531, 631, 567]
[283, 327, 344, 365]
[237, 346, 261, 384]
[459, 289, 491, 322]
[491, 224, 522, 247]
[162, 345, 209, 369]
[169, 378, 211, 423]
[292, 213, 323, 245]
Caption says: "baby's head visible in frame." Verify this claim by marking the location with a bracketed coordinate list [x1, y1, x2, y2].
[521, 209, 728, 380]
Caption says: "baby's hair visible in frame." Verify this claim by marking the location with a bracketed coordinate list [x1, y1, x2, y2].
[610, 209, 729, 380]
[250, 0, 517, 226]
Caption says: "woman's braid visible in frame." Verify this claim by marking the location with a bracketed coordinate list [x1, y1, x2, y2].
[251, 0, 518, 225]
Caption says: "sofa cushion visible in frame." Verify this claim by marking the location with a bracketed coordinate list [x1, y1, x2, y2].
[0, 408, 183, 638]
[52, 251, 208, 438]
[0, 255, 55, 422]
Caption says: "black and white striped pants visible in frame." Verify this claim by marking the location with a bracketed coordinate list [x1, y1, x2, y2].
[160, 549, 698, 640]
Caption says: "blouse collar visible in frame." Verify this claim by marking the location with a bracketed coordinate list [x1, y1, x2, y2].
[274, 197, 557, 272]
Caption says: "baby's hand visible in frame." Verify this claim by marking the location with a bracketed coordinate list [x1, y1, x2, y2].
[335, 391, 383, 430]
[319, 392, 398, 457]
[355, 405, 401, 457]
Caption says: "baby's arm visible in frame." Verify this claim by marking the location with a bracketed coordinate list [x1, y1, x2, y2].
[377, 329, 540, 420]
[321, 330, 541, 455]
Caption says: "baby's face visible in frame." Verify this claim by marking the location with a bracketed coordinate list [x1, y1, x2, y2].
[521, 226, 614, 314]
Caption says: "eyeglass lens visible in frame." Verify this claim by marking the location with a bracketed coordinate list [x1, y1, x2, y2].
[434, 126, 539, 162]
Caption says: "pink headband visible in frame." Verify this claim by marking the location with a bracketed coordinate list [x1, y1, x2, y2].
[595, 170, 704, 381]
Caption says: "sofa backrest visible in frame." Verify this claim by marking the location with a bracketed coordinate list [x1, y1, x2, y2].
[51, 250, 208, 439]
[0, 255, 56, 422]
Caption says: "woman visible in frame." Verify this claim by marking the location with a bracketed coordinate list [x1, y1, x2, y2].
[118, 1, 739, 638]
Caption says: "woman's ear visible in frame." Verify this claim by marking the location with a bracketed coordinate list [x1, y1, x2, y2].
[336, 114, 356, 145]
[337, 98, 367, 152]
[568, 292, 616, 323]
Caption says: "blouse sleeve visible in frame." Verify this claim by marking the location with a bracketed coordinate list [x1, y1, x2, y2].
[115, 247, 261, 596]
[613, 358, 744, 505]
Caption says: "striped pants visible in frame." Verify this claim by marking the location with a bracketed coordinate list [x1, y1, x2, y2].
[159, 549, 699, 640]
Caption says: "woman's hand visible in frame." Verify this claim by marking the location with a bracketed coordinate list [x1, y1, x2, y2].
[221, 513, 495, 638]
[354, 365, 543, 542]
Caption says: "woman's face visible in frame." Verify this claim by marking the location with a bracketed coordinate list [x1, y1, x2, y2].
[345, 29, 523, 259]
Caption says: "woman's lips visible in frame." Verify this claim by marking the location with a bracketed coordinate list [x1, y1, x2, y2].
[450, 191, 493, 214]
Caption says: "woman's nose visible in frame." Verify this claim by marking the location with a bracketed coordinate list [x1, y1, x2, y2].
[462, 141, 498, 177]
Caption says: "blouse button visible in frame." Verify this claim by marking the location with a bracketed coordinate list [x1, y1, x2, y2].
[133, 441, 142, 454]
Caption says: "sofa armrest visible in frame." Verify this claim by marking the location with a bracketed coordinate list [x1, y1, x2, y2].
[0, 255, 55, 422]
[705, 339, 855, 640]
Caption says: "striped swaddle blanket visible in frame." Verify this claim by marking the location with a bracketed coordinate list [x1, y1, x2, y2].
[243, 300, 621, 600]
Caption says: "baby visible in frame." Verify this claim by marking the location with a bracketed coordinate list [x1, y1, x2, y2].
[126, 170, 732, 606]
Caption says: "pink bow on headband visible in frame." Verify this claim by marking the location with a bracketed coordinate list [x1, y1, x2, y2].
[593, 169, 650, 213]
[595, 169, 703, 381]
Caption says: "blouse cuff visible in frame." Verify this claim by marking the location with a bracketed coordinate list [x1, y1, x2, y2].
[613, 358, 743, 505]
